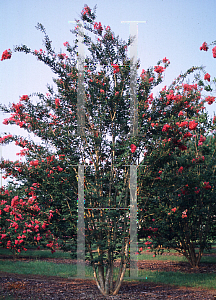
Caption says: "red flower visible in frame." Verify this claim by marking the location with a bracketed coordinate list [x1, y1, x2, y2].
[183, 132, 192, 139]
[195, 188, 200, 194]
[30, 160, 39, 167]
[188, 120, 198, 130]
[178, 166, 183, 173]
[203, 182, 211, 189]
[204, 73, 210, 82]
[81, 5, 91, 19]
[1, 234, 7, 239]
[149, 77, 154, 83]
[178, 121, 188, 128]
[100, 89, 105, 93]
[178, 144, 187, 151]
[171, 207, 177, 212]
[55, 98, 60, 107]
[200, 42, 208, 51]
[162, 124, 171, 132]
[20, 95, 29, 101]
[154, 66, 165, 73]
[130, 144, 136, 153]
[57, 166, 63, 172]
[1, 49, 12, 61]
[199, 135, 206, 143]
[205, 96, 215, 105]
[162, 57, 169, 64]
[111, 64, 120, 73]
[212, 46, 216, 58]
[94, 22, 103, 34]
[11, 196, 19, 207]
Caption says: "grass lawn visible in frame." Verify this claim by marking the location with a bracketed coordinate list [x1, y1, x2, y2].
[0, 247, 216, 290]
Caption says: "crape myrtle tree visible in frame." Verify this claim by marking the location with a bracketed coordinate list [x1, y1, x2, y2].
[138, 110, 216, 268]
[136, 41, 216, 268]
[0, 5, 166, 295]
[0, 4, 215, 295]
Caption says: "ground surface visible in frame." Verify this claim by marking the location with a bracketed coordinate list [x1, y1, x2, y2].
[0, 253, 216, 299]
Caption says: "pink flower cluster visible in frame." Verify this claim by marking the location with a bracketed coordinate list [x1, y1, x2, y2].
[204, 73, 210, 82]
[205, 96, 215, 105]
[213, 46, 216, 58]
[1, 49, 12, 61]
[94, 22, 103, 34]
[0, 135, 13, 143]
[200, 42, 216, 58]
[203, 182, 211, 190]
[130, 144, 137, 153]
[182, 209, 187, 218]
[162, 124, 171, 132]
[111, 64, 120, 74]
[154, 65, 165, 74]
[200, 42, 208, 51]
[81, 5, 91, 17]
[63, 41, 69, 47]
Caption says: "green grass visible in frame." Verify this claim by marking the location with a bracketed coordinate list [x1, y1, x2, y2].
[130, 269, 216, 290]
[0, 247, 216, 292]
[0, 255, 216, 290]
[0, 247, 71, 259]
[138, 252, 216, 263]
[0, 260, 78, 278]
[139, 252, 187, 261]
[0, 259, 215, 290]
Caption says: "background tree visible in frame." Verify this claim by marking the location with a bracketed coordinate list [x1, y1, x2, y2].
[137, 78, 216, 268]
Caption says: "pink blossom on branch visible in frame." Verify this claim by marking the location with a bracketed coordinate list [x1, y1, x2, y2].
[111, 64, 120, 74]
[212, 46, 216, 58]
[130, 144, 136, 153]
[1, 49, 12, 61]
[203, 182, 211, 190]
[162, 57, 170, 64]
[188, 120, 198, 130]
[162, 124, 171, 132]
[154, 65, 165, 74]
[200, 42, 208, 51]
[94, 22, 103, 34]
[204, 73, 210, 82]
[178, 166, 183, 173]
[205, 96, 215, 105]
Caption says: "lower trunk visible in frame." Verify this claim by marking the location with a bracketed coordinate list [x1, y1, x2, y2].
[183, 242, 203, 268]
[92, 238, 129, 296]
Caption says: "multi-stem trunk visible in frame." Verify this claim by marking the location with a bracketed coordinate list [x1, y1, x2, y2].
[91, 237, 130, 296]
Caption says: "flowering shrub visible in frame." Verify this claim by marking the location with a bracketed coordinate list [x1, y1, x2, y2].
[138, 130, 216, 267]
[0, 186, 58, 255]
